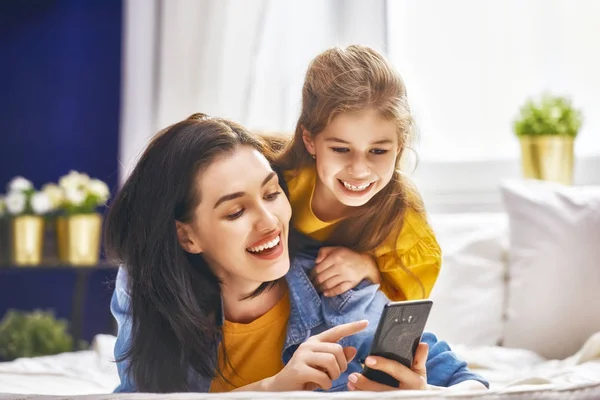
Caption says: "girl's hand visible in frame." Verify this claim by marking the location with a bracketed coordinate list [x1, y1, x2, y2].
[347, 342, 429, 391]
[311, 246, 380, 296]
[263, 320, 368, 391]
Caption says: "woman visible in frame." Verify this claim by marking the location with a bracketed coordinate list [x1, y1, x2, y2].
[107, 114, 488, 393]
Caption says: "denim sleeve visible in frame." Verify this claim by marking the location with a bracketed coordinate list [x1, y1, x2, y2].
[110, 267, 137, 393]
[422, 332, 489, 388]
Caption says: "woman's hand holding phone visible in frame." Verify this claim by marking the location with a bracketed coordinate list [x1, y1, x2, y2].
[348, 342, 429, 391]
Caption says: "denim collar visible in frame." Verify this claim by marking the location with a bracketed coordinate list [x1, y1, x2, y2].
[283, 258, 323, 348]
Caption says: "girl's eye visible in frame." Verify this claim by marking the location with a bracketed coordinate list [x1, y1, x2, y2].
[331, 147, 349, 153]
[370, 149, 389, 155]
[226, 209, 244, 220]
[265, 191, 282, 201]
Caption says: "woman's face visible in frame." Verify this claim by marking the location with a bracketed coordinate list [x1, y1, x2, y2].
[179, 146, 292, 294]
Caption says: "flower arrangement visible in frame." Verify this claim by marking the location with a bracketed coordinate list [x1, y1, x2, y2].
[1, 171, 110, 266]
[2, 177, 54, 217]
[55, 170, 110, 215]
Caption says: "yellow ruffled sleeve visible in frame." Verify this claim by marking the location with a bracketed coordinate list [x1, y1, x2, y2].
[372, 208, 442, 301]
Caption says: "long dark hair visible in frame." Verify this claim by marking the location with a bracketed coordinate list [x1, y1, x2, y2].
[105, 114, 274, 392]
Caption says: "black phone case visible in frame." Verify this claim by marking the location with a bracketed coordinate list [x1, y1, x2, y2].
[362, 300, 432, 387]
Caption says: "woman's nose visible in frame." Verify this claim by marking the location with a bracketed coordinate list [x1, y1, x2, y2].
[255, 204, 278, 232]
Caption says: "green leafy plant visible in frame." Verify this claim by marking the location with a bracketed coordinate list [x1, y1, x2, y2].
[513, 93, 583, 137]
[0, 309, 87, 361]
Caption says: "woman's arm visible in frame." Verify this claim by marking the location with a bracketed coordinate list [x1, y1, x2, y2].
[110, 267, 137, 393]
[233, 377, 274, 392]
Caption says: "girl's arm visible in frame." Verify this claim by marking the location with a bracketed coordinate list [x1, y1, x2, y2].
[375, 208, 442, 301]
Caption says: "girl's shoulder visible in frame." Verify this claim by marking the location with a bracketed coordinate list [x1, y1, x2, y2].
[281, 166, 315, 196]
[375, 207, 440, 257]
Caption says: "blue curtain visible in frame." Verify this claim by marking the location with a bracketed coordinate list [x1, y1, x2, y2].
[0, 0, 122, 192]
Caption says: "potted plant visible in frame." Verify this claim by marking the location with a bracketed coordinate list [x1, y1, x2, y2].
[0, 309, 85, 361]
[1, 177, 54, 265]
[513, 93, 583, 185]
[54, 171, 110, 266]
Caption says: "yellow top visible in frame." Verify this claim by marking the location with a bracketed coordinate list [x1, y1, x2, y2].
[284, 166, 441, 301]
[209, 290, 290, 392]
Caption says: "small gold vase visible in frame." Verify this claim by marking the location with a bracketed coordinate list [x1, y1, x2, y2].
[11, 216, 45, 266]
[519, 136, 574, 185]
[56, 214, 102, 266]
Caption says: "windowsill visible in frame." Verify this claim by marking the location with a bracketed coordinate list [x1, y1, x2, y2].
[407, 155, 600, 213]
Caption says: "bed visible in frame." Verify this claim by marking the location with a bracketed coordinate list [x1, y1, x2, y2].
[2, 183, 600, 399]
[0, 332, 599, 399]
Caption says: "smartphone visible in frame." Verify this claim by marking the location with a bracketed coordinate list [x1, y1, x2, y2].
[362, 299, 433, 387]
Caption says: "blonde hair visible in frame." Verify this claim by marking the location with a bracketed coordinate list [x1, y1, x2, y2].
[275, 45, 425, 296]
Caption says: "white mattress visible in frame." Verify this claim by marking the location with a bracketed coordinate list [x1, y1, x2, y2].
[1, 333, 599, 399]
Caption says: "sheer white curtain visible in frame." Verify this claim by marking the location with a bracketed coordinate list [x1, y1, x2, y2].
[387, 0, 600, 211]
[119, 0, 386, 182]
[387, 0, 600, 162]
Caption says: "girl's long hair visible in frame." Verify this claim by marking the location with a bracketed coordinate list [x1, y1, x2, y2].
[275, 45, 425, 297]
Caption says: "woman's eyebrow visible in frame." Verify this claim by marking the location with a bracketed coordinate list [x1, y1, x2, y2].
[213, 172, 276, 209]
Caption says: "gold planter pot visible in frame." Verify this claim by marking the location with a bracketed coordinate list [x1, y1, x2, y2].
[519, 136, 574, 185]
[11, 216, 45, 266]
[56, 214, 102, 266]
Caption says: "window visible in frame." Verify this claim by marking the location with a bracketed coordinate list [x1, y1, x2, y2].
[387, 0, 600, 211]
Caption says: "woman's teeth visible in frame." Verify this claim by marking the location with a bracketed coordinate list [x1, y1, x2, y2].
[248, 235, 280, 253]
[342, 180, 371, 191]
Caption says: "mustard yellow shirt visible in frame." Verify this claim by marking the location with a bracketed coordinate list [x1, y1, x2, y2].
[284, 166, 441, 301]
[210, 290, 290, 392]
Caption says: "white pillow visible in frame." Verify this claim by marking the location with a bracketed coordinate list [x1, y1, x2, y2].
[426, 213, 508, 346]
[501, 180, 600, 360]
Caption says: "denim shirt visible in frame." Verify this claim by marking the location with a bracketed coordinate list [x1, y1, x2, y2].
[111, 246, 489, 392]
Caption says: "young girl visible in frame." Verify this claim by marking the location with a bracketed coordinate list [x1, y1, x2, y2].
[273, 45, 441, 301]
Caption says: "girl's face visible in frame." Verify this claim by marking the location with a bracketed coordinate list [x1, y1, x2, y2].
[178, 146, 292, 295]
[303, 108, 399, 208]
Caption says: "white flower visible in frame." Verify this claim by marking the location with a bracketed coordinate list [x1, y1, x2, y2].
[65, 187, 86, 206]
[59, 170, 90, 191]
[88, 179, 110, 203]
[31, 192, 52, 215]
[7, 176, 33, 193]
[42, 184, 64, 209]
[0, 197, 5, 217]
[5, 191, 27, 215]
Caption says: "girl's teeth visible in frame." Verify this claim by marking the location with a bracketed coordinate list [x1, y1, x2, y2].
[342, 181, 370, 191]
[248, 235, 280, 253]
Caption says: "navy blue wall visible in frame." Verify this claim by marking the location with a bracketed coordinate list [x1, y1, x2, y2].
[0, 0, 122, 344]
[0, 0, 122, 193]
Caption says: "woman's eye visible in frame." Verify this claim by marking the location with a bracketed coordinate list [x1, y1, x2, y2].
[265, 191, 282, 201]
[331, 147, 349, 153]
[370, 149, 389, 155]
[226, 209, 244, 220]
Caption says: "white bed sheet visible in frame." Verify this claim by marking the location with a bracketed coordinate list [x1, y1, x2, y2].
[0, 333, 599, 399]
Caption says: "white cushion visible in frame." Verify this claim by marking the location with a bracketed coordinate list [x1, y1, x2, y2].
[501, 180, 600, 359]
[426, 213, 508, 346]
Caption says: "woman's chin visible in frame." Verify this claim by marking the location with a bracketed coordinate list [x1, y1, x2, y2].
[255, 259, 290, 283]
